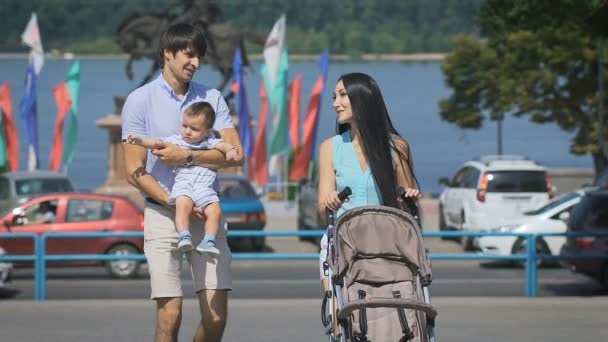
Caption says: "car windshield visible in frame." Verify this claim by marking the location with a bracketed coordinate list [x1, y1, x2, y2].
[485, 171, 547, 193]
[219, 179, 257, 199]
[15, 178, 74, 196]
[524, 192, 580, 215]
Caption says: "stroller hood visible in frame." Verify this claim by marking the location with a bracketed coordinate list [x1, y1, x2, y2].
[333, 205, 432, 283]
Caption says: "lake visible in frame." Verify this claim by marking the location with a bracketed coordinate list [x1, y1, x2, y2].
[0, 57, 592, 194]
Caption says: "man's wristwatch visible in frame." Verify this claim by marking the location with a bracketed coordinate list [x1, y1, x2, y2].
[184, 151, 194, 167]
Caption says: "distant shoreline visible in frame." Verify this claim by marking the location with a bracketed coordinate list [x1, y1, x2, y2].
[0, 52, 445, 62]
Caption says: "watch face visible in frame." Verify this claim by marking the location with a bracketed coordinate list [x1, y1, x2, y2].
[186, 154, 193, 163]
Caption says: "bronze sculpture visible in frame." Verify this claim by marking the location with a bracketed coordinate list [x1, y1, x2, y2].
[116, 0, 266, 92]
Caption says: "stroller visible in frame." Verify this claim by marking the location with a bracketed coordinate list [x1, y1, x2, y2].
[321, 187, 437, 342]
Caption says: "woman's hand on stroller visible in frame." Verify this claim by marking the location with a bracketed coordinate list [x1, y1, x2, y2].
[323, 187, 352, 212]
[323, 190, 349, 211]
[397, 187, 421, 203]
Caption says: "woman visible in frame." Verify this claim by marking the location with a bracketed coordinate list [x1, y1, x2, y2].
[318, 72, 420, 219]
[317, 73, 420, 280]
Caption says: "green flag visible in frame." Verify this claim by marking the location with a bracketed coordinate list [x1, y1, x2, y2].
[267, 49, 289, 156]
[62, 60, 80, 166]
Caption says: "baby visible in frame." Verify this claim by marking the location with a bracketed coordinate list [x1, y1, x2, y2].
[124, 101, 238, 255]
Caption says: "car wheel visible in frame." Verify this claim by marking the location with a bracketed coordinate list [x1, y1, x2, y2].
[511, 237, 550, 268]
[105, 243, 141, 279]
[459, 211, 474, 251]
[439, 204, 447, 231]
[600, 264, 608, 288]
[251, 237, 266, 252]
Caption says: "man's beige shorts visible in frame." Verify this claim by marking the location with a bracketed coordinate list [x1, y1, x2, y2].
[144, 202, 232, 299]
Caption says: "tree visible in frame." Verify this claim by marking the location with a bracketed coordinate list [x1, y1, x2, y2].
[440, 0, 608, 174]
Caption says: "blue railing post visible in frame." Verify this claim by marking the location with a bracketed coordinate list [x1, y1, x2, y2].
[34, 235, 43, 301]
[525, 234, 538, 297]
[39, 236, 47, 301]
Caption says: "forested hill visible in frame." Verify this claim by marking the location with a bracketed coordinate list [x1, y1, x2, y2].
[0, 0, 483, 54]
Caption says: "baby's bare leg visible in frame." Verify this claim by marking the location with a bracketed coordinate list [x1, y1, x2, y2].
[175, 196, 195, 252]
[203, 202, 222, 236]
[175, 196, 194, 232]
[195, 202, 222, 255]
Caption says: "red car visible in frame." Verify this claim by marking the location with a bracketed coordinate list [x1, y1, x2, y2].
[0, 193, 144, 278]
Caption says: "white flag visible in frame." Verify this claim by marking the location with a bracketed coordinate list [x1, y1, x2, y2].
[263, 14, 286, 90]
[21, 13, 44, 75]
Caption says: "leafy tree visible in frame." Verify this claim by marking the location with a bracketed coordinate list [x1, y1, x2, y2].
[440, 0, 608, 173]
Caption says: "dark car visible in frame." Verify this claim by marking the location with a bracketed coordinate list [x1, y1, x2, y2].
[0, 192, 144, 278]
[560, 190, 608, 287]
[218, 175, 266, 251]
[595, 168, 608, 189]
[297, 178, 323, 245]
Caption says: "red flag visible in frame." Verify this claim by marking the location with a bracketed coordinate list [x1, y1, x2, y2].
[252, 81, 268, 185]
[290, 53, 329, 181]
[288, 75, 302, 150]
[49, 81, 72, 172]
[0, 83, 20, 171]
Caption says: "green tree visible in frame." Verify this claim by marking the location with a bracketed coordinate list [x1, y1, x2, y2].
[440, 0, 608, 173]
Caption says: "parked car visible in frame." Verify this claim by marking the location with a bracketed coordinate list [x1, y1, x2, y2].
[473, 188, 589, 266]
[560, 190, 608, 287]
[439, 155, 553, 249]
[218, 175, 267, 251]
[0, 192, 144, 278]
[296, 178, 323, 245]
[595, 167, 608, 189]
[0, 246, 12, 288]
[0, 171, 74, 215]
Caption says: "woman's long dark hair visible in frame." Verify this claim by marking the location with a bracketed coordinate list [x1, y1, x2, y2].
[337, 72, 417, 209]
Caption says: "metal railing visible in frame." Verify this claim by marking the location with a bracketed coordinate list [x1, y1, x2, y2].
[1, 230, 608, 301]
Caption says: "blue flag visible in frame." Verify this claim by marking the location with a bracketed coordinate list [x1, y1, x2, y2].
[20, 61, 39, 170]
[232, 48, 253, 157]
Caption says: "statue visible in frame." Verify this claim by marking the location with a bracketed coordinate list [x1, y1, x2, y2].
[116, 0, 266, 94]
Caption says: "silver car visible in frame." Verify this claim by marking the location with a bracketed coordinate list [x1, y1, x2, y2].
[0, 171, 74, 215]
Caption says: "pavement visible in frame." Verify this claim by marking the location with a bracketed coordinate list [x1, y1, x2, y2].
[3, 297, 608, 341]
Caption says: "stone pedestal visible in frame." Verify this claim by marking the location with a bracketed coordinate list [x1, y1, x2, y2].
[95, 113, 144, 206]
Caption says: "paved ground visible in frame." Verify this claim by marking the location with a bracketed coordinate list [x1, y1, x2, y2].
[3, 297, 607, 342]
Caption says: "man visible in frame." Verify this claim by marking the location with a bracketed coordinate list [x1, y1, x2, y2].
[121, 23, 243, 342]
[30, 201, 56, 225]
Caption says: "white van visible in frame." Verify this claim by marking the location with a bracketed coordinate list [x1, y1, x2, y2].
[439, 155, 553, 247]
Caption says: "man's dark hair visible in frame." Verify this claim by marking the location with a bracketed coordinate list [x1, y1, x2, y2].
[158, 23, 207, 67]
[184, 101, 216, 128]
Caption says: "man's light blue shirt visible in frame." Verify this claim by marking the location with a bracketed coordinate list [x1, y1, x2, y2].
[121, 73, 234, 193]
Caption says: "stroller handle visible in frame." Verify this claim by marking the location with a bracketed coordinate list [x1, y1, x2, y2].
[325, 186, 352, 226]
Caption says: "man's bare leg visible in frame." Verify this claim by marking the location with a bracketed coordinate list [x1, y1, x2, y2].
[193, 289, 228, 342]
[156, 297, 183, 342]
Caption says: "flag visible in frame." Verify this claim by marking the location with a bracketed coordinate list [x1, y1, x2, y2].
[49, 82, 72, 172]
[263, 15, 289, 179]
[252, 77, 269, 186]
[20, 61, 39, 171]
[232, 48, 253, 157]
[62, 60, 80, 167]
[0, 83, 19, 171]
[288, 75, 302, 150]
[21, 13, 44, 75]
[263, 14, 286, 90]
[267, 49, 289, 158]
[290, 52, 330, 181]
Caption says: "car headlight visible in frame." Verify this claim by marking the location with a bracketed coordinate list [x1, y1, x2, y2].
[490, 224, 521, 232]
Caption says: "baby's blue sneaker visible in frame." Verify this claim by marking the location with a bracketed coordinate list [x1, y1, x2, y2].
[196, 234, 220, 256]
[177, 232, 193, 252]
